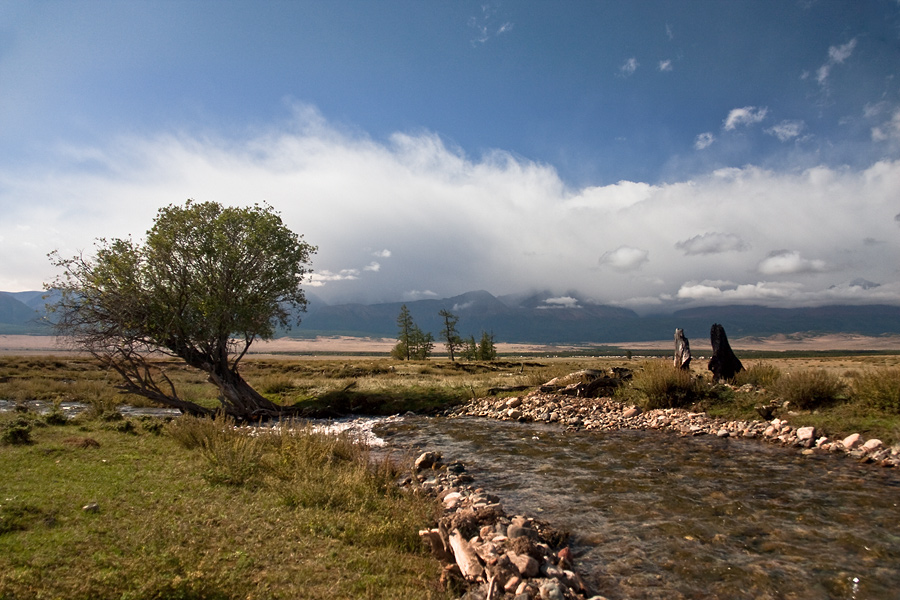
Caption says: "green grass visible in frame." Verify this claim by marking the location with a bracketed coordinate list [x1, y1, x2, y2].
[0, 411, 449, 600]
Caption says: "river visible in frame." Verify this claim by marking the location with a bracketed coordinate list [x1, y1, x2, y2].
[375, 416, 900, 600]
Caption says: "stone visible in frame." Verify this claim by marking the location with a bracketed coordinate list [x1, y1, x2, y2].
[415, 451, 441, 471]
[862, 439, 884, 453]
[506, 397, 523, 409]
[443, 491, 462, 510]
[796, 426, 816, 441]
[82, 502, 100, 513]
[623, 407, 641, 419]
[507, 551, 540, 578]
[708, 323, 744, 381]
[539, 579, 566, 600]
[842, 433, 861, 449]
[716, 429, 730, 438]
[507, 524, 537, 540]
[504, 575, 522, 593]
[507, 409, 523, 420]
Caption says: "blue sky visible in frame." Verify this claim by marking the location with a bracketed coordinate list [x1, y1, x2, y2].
[2, 1, 899, 313]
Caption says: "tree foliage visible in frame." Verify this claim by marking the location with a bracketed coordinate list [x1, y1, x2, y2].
[438, 309, 463, 362]
[48, 200, 316, 419]
[391, 305, 433, 360]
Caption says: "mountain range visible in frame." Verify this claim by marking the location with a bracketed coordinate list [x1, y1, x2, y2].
[3, 289, 900, 344]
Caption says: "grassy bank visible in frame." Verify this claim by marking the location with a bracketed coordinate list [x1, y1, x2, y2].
[0, 410, 448, 600]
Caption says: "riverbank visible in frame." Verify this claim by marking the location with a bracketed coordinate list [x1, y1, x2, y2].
[447, 390, 900, 468]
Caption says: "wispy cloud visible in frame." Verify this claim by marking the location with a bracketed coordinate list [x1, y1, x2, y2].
[723, 106, 768, 130]
[872, 109, 900, 143]
[469, 4, 513, 46]
[766, 120, 805, 142]
[675, 232, 749, 255]
[538, 296, 581, 309]
[658, 59, 673, 72]
[694, 132, 715, 150]
[620, 57, 639, 76]
[816, 38, 857, 86]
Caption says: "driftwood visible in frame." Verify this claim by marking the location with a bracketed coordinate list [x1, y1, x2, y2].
[707, 323, 744, 381]
[674, 328, 691, 370]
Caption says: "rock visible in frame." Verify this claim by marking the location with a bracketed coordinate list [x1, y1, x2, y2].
[507, 524, 537, 540]
[716, 429, 730, 438]
[507, 409, 523, 420]
[443, 491, 463, 510]
[539, 579, 566, 600]
[796, 426, 816, 442]
[842, 433, 861, 449]
[506, 397, 523, 409]
[415, 451, 441, 471]
[82, 502, 100, 513]
[504, 575, 522, 593]
[507, 551, 540, 577]
[622, 407, 641, 419]
[862, 439, 884, 453]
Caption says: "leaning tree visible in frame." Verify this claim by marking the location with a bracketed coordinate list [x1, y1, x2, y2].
[48, 200, 316, 420]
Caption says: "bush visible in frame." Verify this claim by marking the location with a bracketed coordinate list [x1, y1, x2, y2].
[733, 362, 782, 388]
[851, 368, 900, 413]
[774, 369, 845, 410]
[1, 416, 33, 445]
[167, 415, 262, 486]
[629, 360, 710, 409]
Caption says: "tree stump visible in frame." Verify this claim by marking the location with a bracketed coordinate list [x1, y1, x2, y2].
[674, 328, 691, 370]
[707, 323, 744, 381]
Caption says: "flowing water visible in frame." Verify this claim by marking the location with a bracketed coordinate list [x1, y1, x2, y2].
[375, 416, 900, 600]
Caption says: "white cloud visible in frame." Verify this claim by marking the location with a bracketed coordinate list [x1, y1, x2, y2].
[539, 296, 580, 309]
[403, 290, 438, 301]
[658, 59, 672, 72]
[599, 246, 649, 272]
[816, 38, 857, 86]
[723, 106, 768, 131]
[694, 132, 715, 150]
[766, 120, 805, 142]
[872, 109, 900, 143]
[2, 105, 899, 310]
[620, 57, 639, 76]
[363, 261, 380, 272]
[675, 232, 749, 255]
[757, 250, 827, 275]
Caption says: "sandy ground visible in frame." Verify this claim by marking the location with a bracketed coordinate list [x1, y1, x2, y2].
[3, 333, 900, 356]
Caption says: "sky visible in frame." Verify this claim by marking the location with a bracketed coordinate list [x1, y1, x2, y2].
[1, 0, 899, 314]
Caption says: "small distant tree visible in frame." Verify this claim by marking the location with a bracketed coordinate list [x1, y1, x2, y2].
[460, 335, 478, 361]
[392, 304, 414, 360]
[477, 330, 497, 361]
[392, 305, 433, 360]
[438, 309, 463, 361]
[410, 327, 434, 360]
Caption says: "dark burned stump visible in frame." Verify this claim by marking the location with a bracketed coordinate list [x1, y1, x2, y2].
[674, 328, 691, 370]
[708, 323, 743, 381]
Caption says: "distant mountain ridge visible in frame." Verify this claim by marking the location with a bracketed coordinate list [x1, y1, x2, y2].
[3, 289, 900, 343]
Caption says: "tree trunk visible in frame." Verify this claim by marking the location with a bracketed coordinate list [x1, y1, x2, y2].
[707, 323, 744, 381]
[674, 328, 691, 370]
[207, 367, 286, 420]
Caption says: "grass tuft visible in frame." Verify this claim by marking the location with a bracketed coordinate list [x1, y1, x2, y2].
[774, 369, 846, 410]
[629, 360, 712, 409]
[850, 368, 900, 413]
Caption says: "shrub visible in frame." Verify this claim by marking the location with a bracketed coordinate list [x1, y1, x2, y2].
[1, 417, 33, 445]
[630, 360, 710, 409]
[774, 369, 845, 410]
[851, 368, 900, 413]
[167, 415, 262, 486]
[733, 362, 782, 388]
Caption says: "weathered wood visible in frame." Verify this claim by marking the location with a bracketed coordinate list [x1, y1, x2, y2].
[448, 528, 485, 580]
[674, 328, 692, 370]
[707, 323, 744, 381]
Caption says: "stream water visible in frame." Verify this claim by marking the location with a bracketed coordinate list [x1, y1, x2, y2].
[375, 416, 900, 600]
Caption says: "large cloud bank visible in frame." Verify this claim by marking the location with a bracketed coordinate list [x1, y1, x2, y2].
[2, 106, 898, 312]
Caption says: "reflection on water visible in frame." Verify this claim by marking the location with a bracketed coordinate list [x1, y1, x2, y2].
[376, 416, 900, 600]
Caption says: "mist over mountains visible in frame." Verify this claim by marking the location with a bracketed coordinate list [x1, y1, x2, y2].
[3, 289, 899, 344]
